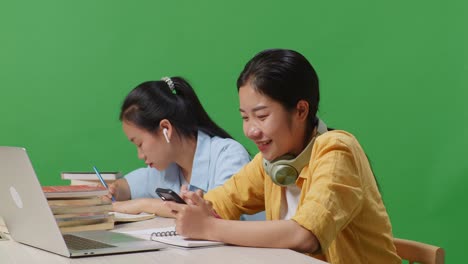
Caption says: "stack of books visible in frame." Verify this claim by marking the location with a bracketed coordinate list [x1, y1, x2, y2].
[61, 171, 123, 186]
[42, 185, 115, 233]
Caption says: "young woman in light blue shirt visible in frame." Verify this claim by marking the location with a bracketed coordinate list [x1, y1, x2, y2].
[107, 77, 250, 217]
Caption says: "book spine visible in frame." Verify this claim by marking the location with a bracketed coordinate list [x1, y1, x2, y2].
[61, 173, 122, 180]
[57, 217, 110, 228]
[58, 218, 114, 233]
[47, 197, 111, 206]
[50, 204, 113, 215]
[69, 179, 115, 186]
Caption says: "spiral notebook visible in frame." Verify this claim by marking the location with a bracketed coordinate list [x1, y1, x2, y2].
[115, 227, 224, 248]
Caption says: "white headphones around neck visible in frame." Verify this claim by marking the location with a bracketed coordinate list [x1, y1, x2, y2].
[262, 119, 328, 186]
[162, 128, 170, 143]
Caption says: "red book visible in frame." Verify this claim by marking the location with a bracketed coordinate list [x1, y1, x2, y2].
[42, 185, 109, 199]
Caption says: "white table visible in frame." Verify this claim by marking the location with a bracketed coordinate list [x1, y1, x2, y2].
[0, 217, 327, 264]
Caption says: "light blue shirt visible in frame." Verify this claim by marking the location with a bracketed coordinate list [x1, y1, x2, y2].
[125, 130, 250, 198]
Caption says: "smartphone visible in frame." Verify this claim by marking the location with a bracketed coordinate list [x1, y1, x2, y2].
[155, 188, 186, 204]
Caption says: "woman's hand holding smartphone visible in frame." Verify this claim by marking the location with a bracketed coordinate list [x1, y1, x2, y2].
[155, 188, 187, 204]
[157, 187, 221, 219]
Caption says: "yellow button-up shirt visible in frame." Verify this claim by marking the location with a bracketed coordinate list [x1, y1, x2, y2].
[205, 130, 401, 263]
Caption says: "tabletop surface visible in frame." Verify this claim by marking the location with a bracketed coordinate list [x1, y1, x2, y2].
[0, 216, 327, 264]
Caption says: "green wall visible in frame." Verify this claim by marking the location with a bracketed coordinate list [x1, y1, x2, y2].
[1, 1, 465, 262]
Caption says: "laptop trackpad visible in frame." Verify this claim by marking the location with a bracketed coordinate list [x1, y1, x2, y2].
[72, 231, 145, 244]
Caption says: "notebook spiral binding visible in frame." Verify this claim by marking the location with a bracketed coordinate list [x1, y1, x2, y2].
[150, 230, 178, 241]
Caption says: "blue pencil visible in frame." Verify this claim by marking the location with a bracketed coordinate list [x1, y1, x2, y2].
[93, 166, 116, 202]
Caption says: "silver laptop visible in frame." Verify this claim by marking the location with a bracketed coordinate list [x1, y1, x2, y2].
[0, 146, 166, 257]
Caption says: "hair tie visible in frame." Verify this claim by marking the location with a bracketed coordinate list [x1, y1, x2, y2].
[161, 77, 177, 94]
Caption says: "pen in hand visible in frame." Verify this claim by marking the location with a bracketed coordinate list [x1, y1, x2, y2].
[93, 166, 116, 202]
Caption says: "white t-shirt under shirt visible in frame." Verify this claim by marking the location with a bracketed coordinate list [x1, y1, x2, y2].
[280, 184, 301, 220]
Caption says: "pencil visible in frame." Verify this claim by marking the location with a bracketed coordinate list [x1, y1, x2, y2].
[93, 166, 116, 202]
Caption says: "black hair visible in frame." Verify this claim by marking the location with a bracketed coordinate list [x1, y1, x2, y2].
[237, 49, 320, 139]
[238, 49, 381, 190]
[120, 77, 232, 139]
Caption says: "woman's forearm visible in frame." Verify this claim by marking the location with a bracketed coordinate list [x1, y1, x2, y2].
[112, 198, 173, 217]
[141, 198, 174, 217]
[207, 219, 320, 253]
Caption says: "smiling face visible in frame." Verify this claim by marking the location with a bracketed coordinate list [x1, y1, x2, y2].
[239, 83, 308, 161]
[122, 121, 172, 170]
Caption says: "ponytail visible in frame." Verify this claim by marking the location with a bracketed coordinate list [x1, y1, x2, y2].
[120, 77, 232, 139]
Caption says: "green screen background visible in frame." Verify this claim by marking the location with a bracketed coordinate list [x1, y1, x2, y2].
[1, 1, 465, 262]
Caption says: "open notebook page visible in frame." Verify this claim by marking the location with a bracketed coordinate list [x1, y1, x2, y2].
[113, 227, 224, 248]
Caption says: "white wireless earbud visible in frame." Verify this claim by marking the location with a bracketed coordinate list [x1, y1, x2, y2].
[163, 128, 170, 143]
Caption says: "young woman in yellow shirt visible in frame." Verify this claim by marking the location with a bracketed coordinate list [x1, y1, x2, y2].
[166, 49, 401, 263]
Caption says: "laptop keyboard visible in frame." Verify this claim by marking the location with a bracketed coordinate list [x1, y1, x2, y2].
[63, 234, 116, 251]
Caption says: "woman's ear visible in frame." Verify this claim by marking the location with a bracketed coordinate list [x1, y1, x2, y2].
[295, 100, 309, 121]
[159, 119, 172, 143]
